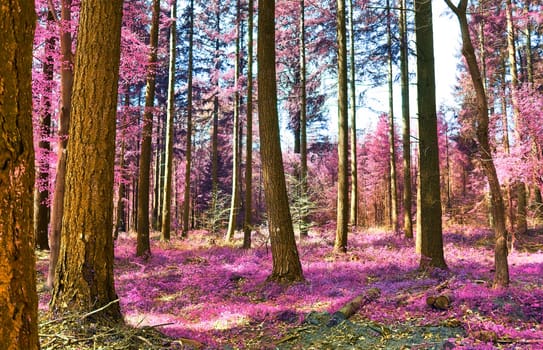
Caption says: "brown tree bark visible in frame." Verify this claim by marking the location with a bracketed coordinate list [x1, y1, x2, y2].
[414, 0, 446, 268]
[348, 0, 358, 228]
[445, 0, 509, 287]
[0, 2, 39, 348]
[243, 0, 255, 248]
[335, 0, 349, 252]
[48, 0, 74, 290]
[258, 0, 304, 283]
[50, 0, 124, 319]
[137, 0, 160, 256]
[183, 0, 194, 238]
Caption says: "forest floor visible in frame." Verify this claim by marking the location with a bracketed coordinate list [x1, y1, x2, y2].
[36, 225, 543, 349]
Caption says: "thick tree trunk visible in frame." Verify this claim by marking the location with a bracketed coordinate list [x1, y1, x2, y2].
[51, 0, 124, 319]
[161, 0, 178, 241]
[445, 0, 509, 287]
[183, 0, 194, 238]
[399, 0, 413, 238]
[137, 0, 160, 256]
[258, 0, 304, 283]
[0, 2, 39, 347]
[348, 0, 358, 228]
[335, 0, 349, 252]
[414, 0, 446, 268]
[48, 0, 74, 290]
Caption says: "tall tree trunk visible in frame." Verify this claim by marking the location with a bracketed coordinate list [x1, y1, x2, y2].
[414, 0, 446, 268]
[335, 0, 349, 253]
[183, 0, 194, 237]
[48, 0, 74, 289]
[35, 9, 55, 250]
[137, 0, 160, 257]
[210, 7, 221, 234]
[445, 0, 509, 288]
[114, 92, 130, 240]
[152, 120, 162, 231]
[399, 0, 412, 238]
[299, 0, 309, 236]
[258, 0, 304, 283]
[243, 0, 255, 248]
[348, 0, 358, 228]
[0, 2, 39, 347]
[162, 0, 178, 241]
[226, 0, 242, 242]
[50, 0, 124, 320]
[386, 0, 398, 232]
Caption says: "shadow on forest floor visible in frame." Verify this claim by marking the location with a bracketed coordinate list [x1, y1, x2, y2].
[35, 226, 543, 349]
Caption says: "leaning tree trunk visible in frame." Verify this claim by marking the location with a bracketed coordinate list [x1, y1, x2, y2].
[258, 0, 304, 283]
[0, 1, 39, 347]
[50, 0, 124, 320]
[445, 0, 509, 288]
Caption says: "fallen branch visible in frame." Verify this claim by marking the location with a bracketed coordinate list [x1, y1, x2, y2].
[327, 288, 381, 327]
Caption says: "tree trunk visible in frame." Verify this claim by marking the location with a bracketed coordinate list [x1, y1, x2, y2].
[226, 0, 242, 242]
[48, 0, 74, 290]
[0, 2, 39, 347]
[414, 0, 446, 268]
[348, 0, 358, 228]
[210, 7, 221, 234]
[386, 0, 398, 232]
[335, 0, 349, 253]
[152, 119, 162, 231]
[445, 0, 509, 288]
[258, 0, 304, 283]
[51, 0, 124, 320]
[399, 0, 413, 238]
[243, 0, 255, 249]
[137, 0, 160, 257]
[161, 0, 178, 242]
[35, 9, 55, 251]
[183, 0, 194, 238]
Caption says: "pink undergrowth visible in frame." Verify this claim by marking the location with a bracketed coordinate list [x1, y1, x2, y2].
[37, 227, 543, 348]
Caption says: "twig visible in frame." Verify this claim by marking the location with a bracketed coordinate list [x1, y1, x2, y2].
[80, 299, 120, 320]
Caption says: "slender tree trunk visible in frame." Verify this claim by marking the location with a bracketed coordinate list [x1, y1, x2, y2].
[137, 0, 160, 257]
[48, 0, 73, 289]
[210, 7, 221, 233]
[445, 0, 509, 288]
[335, 0, 349, 253]
[35, 10, 55, 250]
[183, 0, 194, 238]
[226, 1, 242, 242]
[243, 0, 255, 248]
[162, 0, 178, 241]
[152, 120, 162, 231]
[50, 0, 124, 320]
[348, 0, 358, 228]
[414, 0, 446, 268]
[114, 93, 130, 240]
[299, 0, 310, 236]
[386, 0, 398, 232]
[399, 0, 412, 238]
[258, 0, 304, 283]
[0, 2, 39, 347]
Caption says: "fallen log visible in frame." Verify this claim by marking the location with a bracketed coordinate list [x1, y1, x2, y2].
[327, 288, 381, 327]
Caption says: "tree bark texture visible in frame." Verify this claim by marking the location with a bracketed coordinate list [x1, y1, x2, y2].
[48, 0, 73, 289]
[445, 0, 509, 287]
[348, 0, 358, 228]
[335, 0, 349, 252]
[0, 1, 39, 348]
[258, 0, 304, 283]
[50, 0, 124, 320]
[137, 0, 160, 256]
[183, 0, 194, 237]
[414, 0, 446, 268]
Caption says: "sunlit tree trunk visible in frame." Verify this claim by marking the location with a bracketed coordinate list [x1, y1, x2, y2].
[348, 0, 358, 228]
[445, 0, 509, 287]
[386, 0, 398, 232]
[399, 0, 412, 238]
[335, 0, 349, 252]
[0, 2, 39, 347]
[414, 0, 446, 268]
[162, 0, 178, 241]
[50, 0, 124, 320]
[226, 0, 242, 242]
[183, 0, 194, 238]
[137, 0, 160, 256]
[243, 0, 255, 248]
[258, 0, 304, 282]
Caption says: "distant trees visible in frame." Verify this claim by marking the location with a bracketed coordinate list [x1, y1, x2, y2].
[50, 0, 124, 319]
[0, 1, 39, 347]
